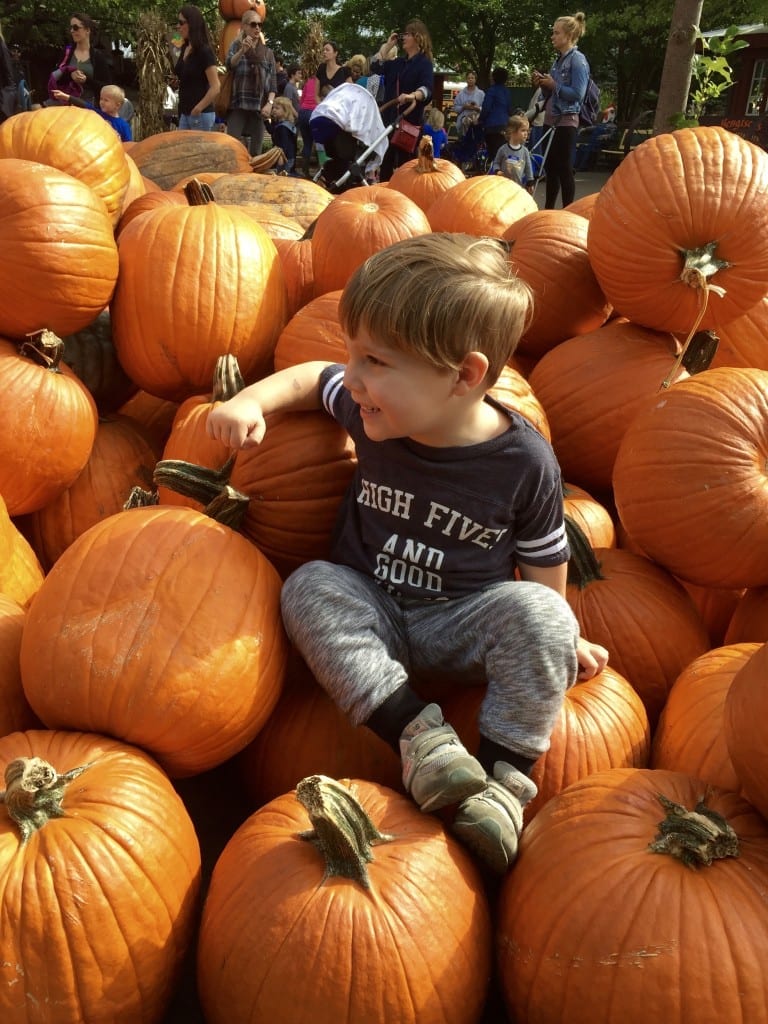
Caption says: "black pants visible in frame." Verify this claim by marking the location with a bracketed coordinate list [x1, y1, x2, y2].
[544, 124, 578, 208]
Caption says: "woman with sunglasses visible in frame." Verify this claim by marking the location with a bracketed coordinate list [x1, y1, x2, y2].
[371, 20, 434, 181]
[174, 4, 219, 131]
[49, 13, 111, 105]
[225, 9, 277, 156]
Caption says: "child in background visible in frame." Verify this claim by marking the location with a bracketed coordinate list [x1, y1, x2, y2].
[206, 233, 608, 875]
[492, 114, 534, 189]
[52, 82, 132, 141]
[422, 105, 448, 157]
[269, 94, 297, 174]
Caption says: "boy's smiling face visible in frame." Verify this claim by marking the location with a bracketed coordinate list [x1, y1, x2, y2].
[343, 331, 462, 447]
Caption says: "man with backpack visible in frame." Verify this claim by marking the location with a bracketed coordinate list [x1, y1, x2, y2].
[532, 10, 591, 208]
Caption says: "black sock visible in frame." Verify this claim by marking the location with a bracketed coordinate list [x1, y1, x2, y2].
[477, 736, 536, 778]
[365, 685, 428, 753]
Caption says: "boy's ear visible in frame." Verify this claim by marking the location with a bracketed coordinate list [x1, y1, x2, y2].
[454, 351, 489, 394]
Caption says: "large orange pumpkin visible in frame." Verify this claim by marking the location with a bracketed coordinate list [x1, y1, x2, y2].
[498, 768, 768, 1024]
[0, 729, 201, 1024]
[427, 175, 537, 237]
[272, 237, 315, 318]
[612, 366, 768, 589]
[0, 105, 131, 225]
[0, 596, 38, 736]
[0, 159, 119, 338]
[111, 188, 288, 400]
[197, 775, 492, 1024]
[504, 208, 611, 359]
[273, 289, 346, 369]
[724, 586, 768, 644]
[724, 641, 768, 820]
[311, 185, 431, 296]
[0, 493, 44, 608]
[19, 505, 288, 777]
[710, 294, 768, 371]
[128, 130, 252, 190]
[0, 331, 98, 516]
[588, 126, 768, 334]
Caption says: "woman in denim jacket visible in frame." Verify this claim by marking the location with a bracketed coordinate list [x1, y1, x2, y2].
[532, 11, 589, 208]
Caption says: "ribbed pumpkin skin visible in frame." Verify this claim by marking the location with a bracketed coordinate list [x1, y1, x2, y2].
[111, 203, 288, 401]
[651, 643, 757, 792]
[587, 126, 768, 333]
[504, 209, 611, 359]
[387, 146, 466, 212]
[488, 364, 551, 441]
[231, 410, 357, 578]
[0, 493, 44, 608]
[26, 415, 158, 571]
[0, 160, 119, 338]
[197, 779, 492, 1024]
[725, 641, 768, 819]
[0, 596, 38, 735]
[711, 295, 768, 371]
[311, 186, 431, 296]
[0, 729, 201, 1024]
[272, 238, 315, 318]
[427, 175, 537, 237]
[0, 336, 98, 516]
[725, 587, 768, 643]
[612, 367, 768, 589]
[562, 484, 616, 549]
[272, 290, 346, 369]
[116, 188, 186, 237]
[19, 506, 288, 777]
[128, 130, 252, 190]
[210, 172, 333, 230]
[528, 319, 686, 495]
[0, 105, 131, 225]
[566, 546, 710, 727]
[498, 768, 768, 1024]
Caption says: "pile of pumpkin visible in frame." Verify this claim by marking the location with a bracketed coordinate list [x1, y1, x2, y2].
[1, 98, 768, 1024]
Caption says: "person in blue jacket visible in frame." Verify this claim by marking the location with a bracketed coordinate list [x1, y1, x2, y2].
[478, 67, 512, 169]
[532, 10, 590, 208]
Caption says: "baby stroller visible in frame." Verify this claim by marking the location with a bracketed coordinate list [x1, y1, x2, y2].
[447, 120, 489, 176]
[309, 83, 392, 193]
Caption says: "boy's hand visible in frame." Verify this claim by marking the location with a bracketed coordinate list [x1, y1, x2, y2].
[576, 636, 609, 680]
[206, 396, 267, 449]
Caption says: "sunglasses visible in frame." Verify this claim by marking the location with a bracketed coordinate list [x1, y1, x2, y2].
[70, 24, 84, 30]
[177, 19, 187, 25]
[246, 21, 262, 27]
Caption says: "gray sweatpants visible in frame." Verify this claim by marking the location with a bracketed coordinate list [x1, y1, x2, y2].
[280, 561, 580, 761]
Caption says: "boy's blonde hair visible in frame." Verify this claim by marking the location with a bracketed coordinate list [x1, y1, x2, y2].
[101, 84, 125, 104]
[506, 114, 528, 135]
[426, 106, 444, 129]
[271, 96, 295, 122]
[339, 234, 532, 385]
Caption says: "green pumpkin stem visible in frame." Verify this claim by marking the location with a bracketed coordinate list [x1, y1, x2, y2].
[20, 329, 65, 373]
[152, 456, 249, 529]
[649, 793, 739, 868]
[124, 486, 160, 508]
[211, 355, 246, 404]
[564, 515, 605, 588]
[679, 241, 731, 288]
[0, 757, 92, 844]
[296, 775, 394, 890]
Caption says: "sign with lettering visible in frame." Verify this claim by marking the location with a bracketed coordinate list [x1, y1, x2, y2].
[701, 115, 768, 149]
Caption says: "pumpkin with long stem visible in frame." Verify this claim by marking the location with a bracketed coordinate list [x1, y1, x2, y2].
[388, 135, 466, 213]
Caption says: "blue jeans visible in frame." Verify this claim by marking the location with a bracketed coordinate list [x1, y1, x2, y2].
[178, 111, 216, 131]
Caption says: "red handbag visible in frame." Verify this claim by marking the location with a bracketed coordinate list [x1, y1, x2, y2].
[390, 118, 421, 153]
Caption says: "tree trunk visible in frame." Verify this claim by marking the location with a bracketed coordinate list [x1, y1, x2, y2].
[136, 11, 173, 141]
[653, 0, 703, 135]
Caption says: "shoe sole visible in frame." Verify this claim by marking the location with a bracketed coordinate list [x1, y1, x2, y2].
[452, 816, 517, 874]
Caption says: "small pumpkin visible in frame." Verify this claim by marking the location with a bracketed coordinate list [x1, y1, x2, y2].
[387, 135, 466, 212]
[427, 174, 537, 237]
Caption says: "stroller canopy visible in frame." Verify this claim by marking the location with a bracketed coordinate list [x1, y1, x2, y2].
[310, 83, 389, 168]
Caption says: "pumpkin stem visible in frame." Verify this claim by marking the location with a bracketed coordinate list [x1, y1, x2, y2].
[295, 775, 394, 890]
[183, 179, 215, 206]
[649, 793, 739, 868]
[661, 249, 725, 389]
[20, 329, 65, 373]
[564, 516, 606, 588]
[0, 757, 92, 844]
[211, 355, 246, 404]
[124, 486, 160, 508]
[152, 456, 250, 528]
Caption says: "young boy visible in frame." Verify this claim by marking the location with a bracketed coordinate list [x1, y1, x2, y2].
[51, 83, 132, 141]
[422, 106, 448, 157]
[206, 234, 607, 874]
[492, 114, 534, 189]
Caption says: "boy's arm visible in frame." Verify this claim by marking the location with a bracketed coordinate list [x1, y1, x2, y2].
[206, 360, 332, 449]
[518, 561, 609, 680]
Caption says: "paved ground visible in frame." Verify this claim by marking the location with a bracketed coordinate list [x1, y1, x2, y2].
[533, 167, 613, 208]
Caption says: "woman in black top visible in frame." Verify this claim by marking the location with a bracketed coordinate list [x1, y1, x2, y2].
[316, 40, 351, 95]
[50, 13, 111, 105]
[175, 4, 219, 131]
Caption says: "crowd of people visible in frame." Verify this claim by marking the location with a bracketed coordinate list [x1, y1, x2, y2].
[3, 6, 596, 198]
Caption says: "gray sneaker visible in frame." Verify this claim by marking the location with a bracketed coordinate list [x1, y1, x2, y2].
[452, 761, 538, 874]
[399, 704, 487, 813]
